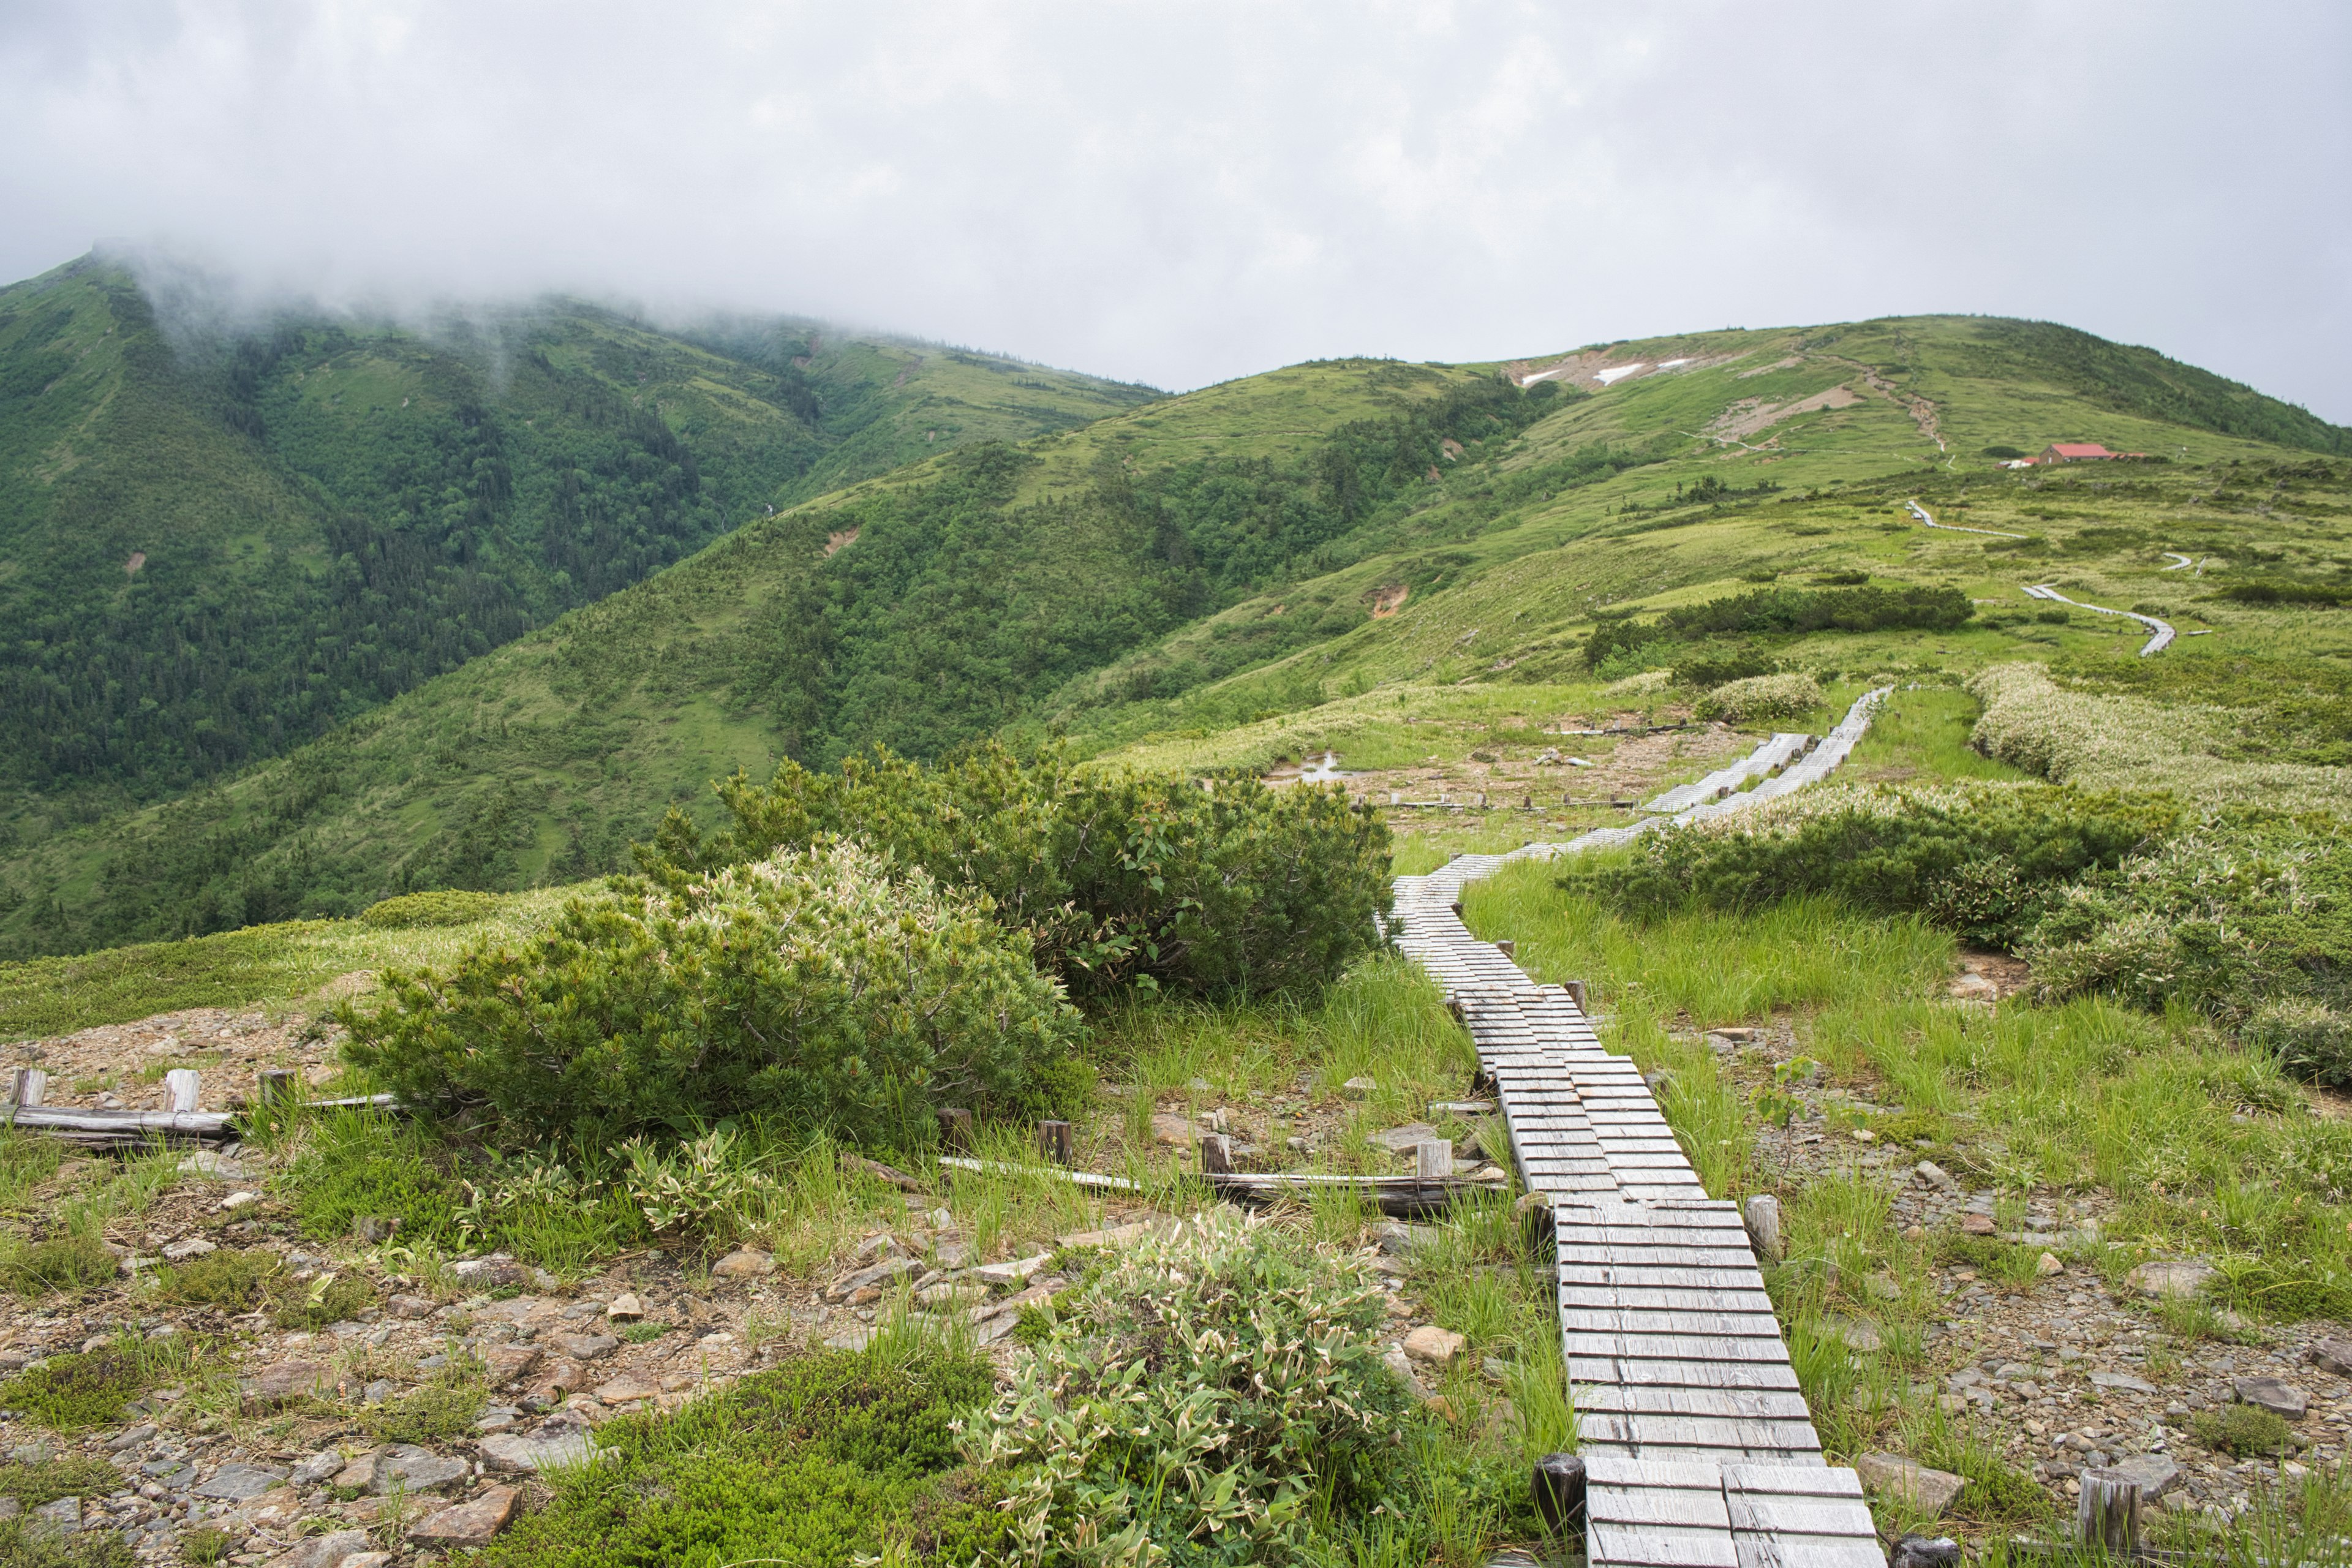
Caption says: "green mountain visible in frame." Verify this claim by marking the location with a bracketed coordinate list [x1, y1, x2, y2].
[4, 311, 2346, 960]
[0, 253, 1153, 820]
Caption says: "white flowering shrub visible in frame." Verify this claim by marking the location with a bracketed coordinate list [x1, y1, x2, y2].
[1694, 671, 1821, 723]
[965, 1212, 1433, 1567]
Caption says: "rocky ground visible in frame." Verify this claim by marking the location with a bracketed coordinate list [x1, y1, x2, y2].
[0, 1038, 1492, 1564]
[1695, 993, 2350, 1534]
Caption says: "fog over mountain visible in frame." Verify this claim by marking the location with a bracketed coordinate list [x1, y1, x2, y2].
[3, 1, 2348, 415]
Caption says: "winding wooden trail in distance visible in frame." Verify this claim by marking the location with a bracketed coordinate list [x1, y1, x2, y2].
[1385, 690, 1900, 1566]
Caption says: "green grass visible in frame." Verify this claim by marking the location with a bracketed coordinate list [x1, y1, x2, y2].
[0, 1339, 194, 1431]
[0, 1457, 118, 1506]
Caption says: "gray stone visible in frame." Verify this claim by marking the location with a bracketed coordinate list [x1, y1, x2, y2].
[361, 1379, 396, 1404]
[159, 1237, 216, 1262]
[29, 1496, 80, 1532]
[2105, 1453, 2182, 1500]
[480, 1431, 595, 1474]
[2124, 1259, 2216, 1299]
[1855, 1453, 1965, 1516]
[822, 1256, 916, 1303]
[2312, 1338, 2352, 1378]
[289, 1450, 348, 1488]
[1825, 1316, 1883, 1354]
[2090, 1372, 2158, 1395]
[269, 1528, 377, 1568]
[371, 1445, 471, 1494]
[240, 1359, 328, 1407]
[556, 1333, 619, 1362]
[1914, 1161, 1958, 1193]
[1341, 1076, 1377, 1100]
[2236, 1377, 2310, 1420]
[709, 1249, 774, 1280]
[195, 1462, 288, 1500]
[451, 1254, 526, 1287]
[406, 1484, 518, 1548]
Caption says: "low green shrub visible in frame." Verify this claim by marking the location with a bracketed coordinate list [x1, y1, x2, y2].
[967, 1209, 1510, 1566]
[2193, 1403, 2297, 1458]
[473, 1343, 1003, 1566]
[1583, 582, 1973, 669]
[0, 1237, 119, 1300]
[0, 1457, 118, 1506]
[1695, 672, 1822, 724]
[2244, 1001, 2352, 1087]
[638, 742, 1393, 1001]
[1569, 783, 2174, 948]
[157, 1248, 280, 1311]
[343, 843, 1085, 1144]
[273, 1272, 375, 1330]
[360, 1381, 483, 1445]
[358, 890, 503, 929]
[0, 1517, 134, 1567]
[176, 1526, 232, 1566]
[0, 1344, 162, 1431]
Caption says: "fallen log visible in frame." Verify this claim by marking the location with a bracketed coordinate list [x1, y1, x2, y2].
[1207, 1167, 1509, 1218]
[3, 1107, 233, 1150]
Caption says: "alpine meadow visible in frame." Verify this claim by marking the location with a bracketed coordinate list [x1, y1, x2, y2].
[7, 250, 2352, 1565]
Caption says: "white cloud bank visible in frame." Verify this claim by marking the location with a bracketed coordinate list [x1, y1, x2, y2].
[2, 1, 2347, 418]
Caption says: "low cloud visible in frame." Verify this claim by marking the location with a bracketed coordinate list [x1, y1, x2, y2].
[3, 1, 2347, 418]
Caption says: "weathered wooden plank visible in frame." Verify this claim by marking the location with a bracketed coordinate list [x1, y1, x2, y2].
[1558, 1308, 1789, 1338]
[1564, 1332, 1798, 1363]
[1559, 1265, 1770, 1291]
[1578, 1411, 1823, 1453]
[1583, 1455, 1733, 1490]
[1720, 1464, 1859, 1498]
[1574, 1384, 1815, 1420]
[1570, 1357, 1802, 1391]
[1586, 1527, 1740, 1568]
[1722, 1498, 1874, 1536]
[1587, 1485, 1732, 1529]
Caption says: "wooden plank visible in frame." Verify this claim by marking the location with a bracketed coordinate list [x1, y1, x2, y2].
[1722, 1498, 1874, 1535]
[1571, 1358, 1801, 1391]
[1574, 1385, 1815, 1420]
[1564, 1333, 1798, 1363]
[1577, 1412, 1822, 1454]
[1720, 1464, 1860, 1498]
[1558, 1308, 1787, 1337]
[1588, 1485, 1732, 1529]
[1559, 1265, 1769, 1291]
[1585, 1527, 1740, 1568]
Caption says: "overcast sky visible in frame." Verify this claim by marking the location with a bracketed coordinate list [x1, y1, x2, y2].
[4, 1, 2348, 420]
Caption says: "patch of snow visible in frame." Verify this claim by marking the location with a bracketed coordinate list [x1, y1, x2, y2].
[1594, 363, 1648, 386]
[1657, 358, 1692, 369]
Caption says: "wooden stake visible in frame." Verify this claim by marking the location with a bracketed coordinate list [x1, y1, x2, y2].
[935, 1107, 973, 1153]
[1494, 940, 1515, 960]
[163, 1070, 201, 1113]
[2077, 1469, 2140, 1553]
[1561, 979, 1588, 1013]
[1415, 1139, 1452, 1180]
[1743, 1194, 1784, 1262]
[1198, 1133, 1233, 1174]
[257, 1069, 298, 1108]
[1532, 1452, 1587, 1534]
[9, 1068, 45, 1108]
[1036, 1120, 1072, 1166]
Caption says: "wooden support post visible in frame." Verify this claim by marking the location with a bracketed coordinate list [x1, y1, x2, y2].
[1561, 979, 1588, 1013]
[1389, 790, 1400, 805]
[1476, 791, 1488, 809]
[9, 1068, 45, 1108]
[1198, 1133, 1232, 1174]
[1036, 1120, 1072, 1166]
[1415, 1139, 1452, 1180]
[935, 1107, 973, 1153]
[1743, 1194, 1784, 1262]
[257, 1069, 298, 1109]
[1532, 1452, 1587, 1534]
[163, 1070, 201, 1113]
[1891, 1537, 1962, 1568]
[1494, 940, 1515, 960]
[1449, 901, 1463, 919]
[1521, 793, 1531, 809]
[2077, 1469, 2140, 1553]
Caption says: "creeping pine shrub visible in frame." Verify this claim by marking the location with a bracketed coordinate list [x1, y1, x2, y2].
[1571, 783, 2176, 948]
[358, 889, 503, 929]
[965, 1211, 1432, 1567]
[636, 742, 1392, 1001]
[341, 843, 1085, 1144]
[1583, 582, 1973, 670]
[1694, 671, 1821, 724]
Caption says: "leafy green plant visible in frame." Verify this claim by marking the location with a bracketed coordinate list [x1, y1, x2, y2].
[342, 842, 1084, 1145]
[0, 1343, 169, 1431]
[638, 742, 1393, 1002]
[0, 1516, 135, 1567]
[0, 1237, 118, 1300]
[0, 1457, 118, 1507]
[620, 1129, 774, 1236]
[2193, 1403, 2297, 1458]
[273, 1271, 375, 1330]
[966, 1210, 1485, 1566]
[358, 891, 503, 929]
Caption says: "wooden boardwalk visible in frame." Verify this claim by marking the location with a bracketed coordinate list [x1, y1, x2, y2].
[1385, 690, 1898, 1565]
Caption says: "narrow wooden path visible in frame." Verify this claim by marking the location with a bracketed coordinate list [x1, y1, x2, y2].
[1386, 690, 1897, 1566]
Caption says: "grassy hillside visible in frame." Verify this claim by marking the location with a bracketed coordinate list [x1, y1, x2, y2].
[0, 254, 1151, 827]
[4, 312, 2347, 959]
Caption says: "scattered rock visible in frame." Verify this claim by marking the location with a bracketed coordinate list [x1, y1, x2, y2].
[1913, 1161, 1959, 1193]
[177, 1151, 246, 1180]
[1381, 1346, 1426, 1397]
[1367, 1122, 1440, 1153]
[195, 1462, 290, 1501]
[1948, 973, 1999, 1001]
[2089, 1372, 2158, 1395]
[1958, 1214, 1997, 1237]
[481, 1430, 596, 1474]
[482, 1345, 543, 1387]
[333, 1453, 379, 1491]
[407, 1484, 519, 1548]
[1825, 1316, 1883, 1354]
[606, 1292, 644, 1322]
[159, 1237, 216, 1262]
[290, 1450, 349, 1487]
[451, 1255, 526, 1287]
[1855, 1453, 1966, 1516]
[29, 1496, 78, 1532]
[1056, 1221, 1152, 1249]
[2312, 1339, 2352, 1378]
[352, 1216, 399, 1244]
[241, 1359, 329, 1408]
[388, 1294, 435, 1319]
[2124, 1259, 2216, 1300]
[596, 1374, 663, 1405]
[710, 1250, 775, 1280]
[221, 1189, 262, 1211]
[269, 1528, 377, 1568]
[976, 1254, 1051, 1287]
[1341, 1077, 1377, 1100]
[2236, 1377, 2310, 1420]
[1402, 1325, 1466, 1367]
[1148, 1113, 1195, 1146]
[2036, 1253, 2064, 1277]
[557, 1333, 619, 1362]
[371, 1445, 471, 1494]
[823, 1256, 916, 1303]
